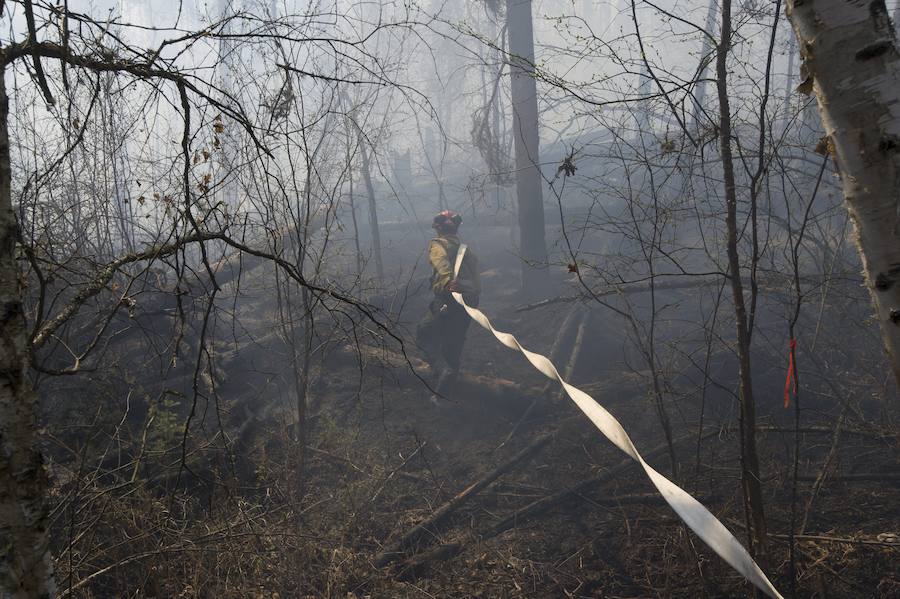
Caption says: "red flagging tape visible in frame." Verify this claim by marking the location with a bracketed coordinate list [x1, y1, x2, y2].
[784, 338, 797, 408]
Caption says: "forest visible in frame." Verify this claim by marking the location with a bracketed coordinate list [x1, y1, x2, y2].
[0, 0, 898, 597]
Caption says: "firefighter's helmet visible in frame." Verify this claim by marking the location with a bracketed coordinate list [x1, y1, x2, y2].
[432, 210, 462, 234]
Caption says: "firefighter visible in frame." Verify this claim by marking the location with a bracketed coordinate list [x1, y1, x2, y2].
[416, 210, 480, 400]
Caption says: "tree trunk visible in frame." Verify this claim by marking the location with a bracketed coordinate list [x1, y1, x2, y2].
[359, 134, 384, 282]
[506, 0, 548, 294]
[0, 67, 55, 599]
[635, 67, 652, 146]
[690, 0, 718, 131]
[715, 0, 768, 558]
[786, 0, 900, 393]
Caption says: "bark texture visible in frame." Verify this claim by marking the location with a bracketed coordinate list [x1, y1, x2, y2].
[786, 0, 900, 391]
[506, 0, 548, 293]
[0, 68, 55, 598]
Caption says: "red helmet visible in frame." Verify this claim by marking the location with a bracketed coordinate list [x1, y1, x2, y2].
[432, 210, 462, 233]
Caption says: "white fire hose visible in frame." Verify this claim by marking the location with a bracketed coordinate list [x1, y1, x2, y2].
[451, 244, 783, 599]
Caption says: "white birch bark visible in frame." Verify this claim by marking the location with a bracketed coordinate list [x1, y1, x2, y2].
[785, 0, 900, 390]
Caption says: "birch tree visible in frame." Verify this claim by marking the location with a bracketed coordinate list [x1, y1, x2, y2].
[786, 0, 900, 392]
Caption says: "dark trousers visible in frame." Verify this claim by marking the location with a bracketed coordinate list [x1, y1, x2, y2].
[416, 297, 471, 390]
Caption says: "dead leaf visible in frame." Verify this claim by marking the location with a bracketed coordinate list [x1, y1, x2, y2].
[814, 135, 835, 157]
[557, 154, 577, 177]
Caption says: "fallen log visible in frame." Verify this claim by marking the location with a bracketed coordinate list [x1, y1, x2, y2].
[393, 492, 716, 580]
[373, 433, 552, 568]
[332, 343, 544, 405]
[516, 272, 865, 312]
[795, 472, 900, 483]
[497, 306, 588, 449]
[485, 431, 713, 540]
[770, 532, 900, 547]
[396, 543, 462, 580]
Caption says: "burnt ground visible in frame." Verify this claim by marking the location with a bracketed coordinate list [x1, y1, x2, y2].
[39, 222, 900, 598]
[287, 304, 899, 599]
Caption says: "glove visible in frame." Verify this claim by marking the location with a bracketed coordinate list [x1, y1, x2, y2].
[448, 280, 461, 293]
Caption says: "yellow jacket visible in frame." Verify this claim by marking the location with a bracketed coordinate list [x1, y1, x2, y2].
[428, 235, 480, 298]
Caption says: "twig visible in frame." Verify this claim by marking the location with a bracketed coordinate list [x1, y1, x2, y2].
[371, 442, 427, 502]
[373, 433, 552, 567]
[800, 408, 846, 533]
[771, 533, 900, 547]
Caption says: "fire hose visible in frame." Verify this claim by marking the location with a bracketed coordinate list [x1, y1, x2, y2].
[451, 244, 782, 599]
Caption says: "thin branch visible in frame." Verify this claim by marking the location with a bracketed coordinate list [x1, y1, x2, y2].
[23, 0, 55, 105]
[630, 0, 697, 146]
